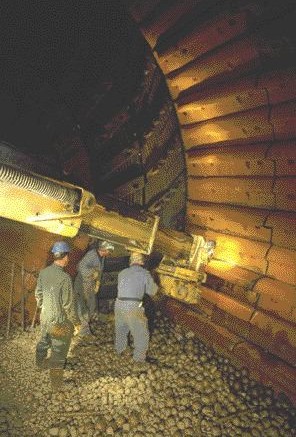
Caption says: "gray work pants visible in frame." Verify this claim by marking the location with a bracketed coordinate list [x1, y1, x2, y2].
[114, 301, 149, 362]
[74, 273, 97, 335]
[36, 322, 73, 369]
[74, 274, 97, 316]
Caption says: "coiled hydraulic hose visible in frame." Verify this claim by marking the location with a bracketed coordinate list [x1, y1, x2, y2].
[0, 163, 81, 212]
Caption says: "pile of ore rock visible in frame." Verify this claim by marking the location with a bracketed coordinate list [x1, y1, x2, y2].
[0, 312, 295, 436]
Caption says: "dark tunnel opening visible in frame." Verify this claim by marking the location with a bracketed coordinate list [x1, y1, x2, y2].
[0, 1, 147, 191]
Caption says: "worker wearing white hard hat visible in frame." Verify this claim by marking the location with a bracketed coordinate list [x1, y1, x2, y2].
[74, 240, 114, 337]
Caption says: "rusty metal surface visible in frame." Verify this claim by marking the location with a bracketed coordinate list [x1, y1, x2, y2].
[126, 0, 296, 403]
[167, 37, 260, 100]
[267, 246, 296, 285]
[145, 145, 184, 204]
[140, 0, 202, 49]
[271, 100, 296, 140]
[186, 144, 272, 177]
[188, 177, 275, 209]
[255, 278, 295, 323]
[148, 173, 186, 228]
[196, 230, 270, 274]
[177, 78, 266, 124]
[177, 68, 296, 124]
[184, 139, 295, 177]
[142, 101, 177, 165]
[249, 310, 296, 366]
[273, 177, 296, 211]
[157, 9, 253, 75]
[181, 107, 272, 150]
[113, 175, 145, 206]
[188, 176, 296, 212]
[267, 140, 296, 176]
[187, 202, 271, 242]
[266, 211, 296, 249]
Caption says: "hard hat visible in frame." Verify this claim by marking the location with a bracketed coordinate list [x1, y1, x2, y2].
[130, 252, 145, 265]
[51, 241, 71, 254]
[97, 240, 115, 252]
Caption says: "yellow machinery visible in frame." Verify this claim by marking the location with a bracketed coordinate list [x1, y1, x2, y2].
[0, 162, 214, 303]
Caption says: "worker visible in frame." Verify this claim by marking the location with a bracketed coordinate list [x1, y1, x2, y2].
[114, 252, 158, 368]
[74, 240, 115, 337]
[35, 241, 79, 391]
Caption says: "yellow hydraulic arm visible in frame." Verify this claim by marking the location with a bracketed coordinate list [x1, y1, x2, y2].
[0, 162, 214, 303]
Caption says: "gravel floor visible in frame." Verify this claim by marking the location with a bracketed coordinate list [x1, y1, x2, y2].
[0, 313, 295, 436]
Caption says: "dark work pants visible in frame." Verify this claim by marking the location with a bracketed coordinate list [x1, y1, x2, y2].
[36, 323, 73, 369]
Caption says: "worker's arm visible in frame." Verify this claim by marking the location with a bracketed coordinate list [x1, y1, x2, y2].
[62, 276, 80, 325]
[79, 250, 102, 280]
[35, 273, 43, 308]
[145, 271, 159, 297]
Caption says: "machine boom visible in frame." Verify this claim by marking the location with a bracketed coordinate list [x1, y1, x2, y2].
[0, 163, 214, 303]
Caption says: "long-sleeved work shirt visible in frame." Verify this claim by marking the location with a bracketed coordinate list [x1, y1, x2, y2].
[77, 248, 104, 281]
[35, 263, 78, 330]
[117, 264, 158, 302]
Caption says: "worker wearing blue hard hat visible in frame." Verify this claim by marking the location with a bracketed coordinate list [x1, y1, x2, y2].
[35, 241, 79, 391]
[51, 241, 71, 255]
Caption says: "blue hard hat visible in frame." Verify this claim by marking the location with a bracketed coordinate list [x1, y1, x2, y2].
[51, 241, 71, 254]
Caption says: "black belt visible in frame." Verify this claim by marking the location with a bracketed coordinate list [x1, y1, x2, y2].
[117, 297, 142, 302]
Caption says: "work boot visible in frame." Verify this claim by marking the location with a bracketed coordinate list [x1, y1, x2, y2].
[36, 357, 50, 371]
[50, 368, 64, 392]
[118, 349, 129, 357]
[146, 356, 158, 365]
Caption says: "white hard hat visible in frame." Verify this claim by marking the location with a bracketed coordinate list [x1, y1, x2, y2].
[98, 240, 115, 251]
[130, 252, 145, 265]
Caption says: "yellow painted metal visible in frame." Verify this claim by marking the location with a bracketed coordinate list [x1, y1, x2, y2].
[0, 167, 95, 237]
[156, 261, 200, 282]
[82, 205, 160, 254]
[0, 163, 215, 282]
[157, 274, 201, 304]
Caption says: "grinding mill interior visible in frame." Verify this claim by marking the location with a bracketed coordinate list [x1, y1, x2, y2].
[0, 1, 295, 436]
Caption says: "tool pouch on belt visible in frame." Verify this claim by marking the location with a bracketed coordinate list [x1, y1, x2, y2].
[94, 279, 101, 294]
[93, 270, 102, 294]
[48, 321, 73, 338]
